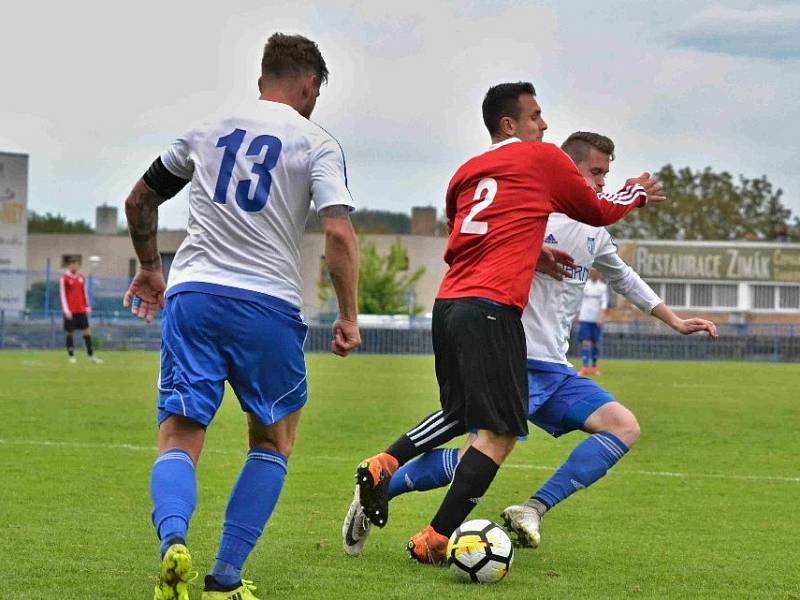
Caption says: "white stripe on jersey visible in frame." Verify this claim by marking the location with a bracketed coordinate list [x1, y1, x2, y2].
[161, 99, 354, 308]
[597, 185, 646, 205]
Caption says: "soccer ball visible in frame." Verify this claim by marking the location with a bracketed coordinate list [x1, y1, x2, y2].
[446, 519, 514, 583]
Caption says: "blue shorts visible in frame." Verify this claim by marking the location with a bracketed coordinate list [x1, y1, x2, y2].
[158, 283, 308, 428]
[527, 360, 614, 437]
[578, 321, 602, 344]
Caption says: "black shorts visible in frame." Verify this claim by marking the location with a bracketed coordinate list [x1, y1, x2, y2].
[64, 312, 90, 332]
[432, 298, 528, 437]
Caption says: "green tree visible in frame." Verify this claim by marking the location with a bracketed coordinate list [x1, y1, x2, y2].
[319, 236, 426, 315]
[28, 211, 93, 233]
[25, 280, 60, 311]
[610, 165, 797, 241]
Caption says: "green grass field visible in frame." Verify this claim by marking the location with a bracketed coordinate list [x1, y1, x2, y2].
[1, 352, 798, 599]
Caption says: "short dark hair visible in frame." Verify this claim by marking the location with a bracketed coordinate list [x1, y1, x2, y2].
[261, 33, 329, 84]
[561, 131, 615, 163]
[482, 82, 536, 136]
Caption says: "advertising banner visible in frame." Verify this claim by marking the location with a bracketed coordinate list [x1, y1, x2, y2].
[618, 242, 800, 283]
[0, 152, 28, 311]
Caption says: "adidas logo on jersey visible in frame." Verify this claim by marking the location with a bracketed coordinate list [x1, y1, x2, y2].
[544, 233, 558, 244]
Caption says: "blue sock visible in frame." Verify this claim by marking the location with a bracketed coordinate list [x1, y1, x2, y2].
[580, 347, 592, 368]
[591, 346, 599, 366]
[388, 448, 458, 500]
[151, 448, 197, 556]
[533, 432, 628, 509]
[211, 449, 288, 587]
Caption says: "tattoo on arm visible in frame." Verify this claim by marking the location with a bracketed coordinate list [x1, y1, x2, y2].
[318, 205, 352, 220]
[125, 179, 165, 269]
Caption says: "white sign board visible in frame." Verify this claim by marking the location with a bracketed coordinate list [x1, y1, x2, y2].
[0, 152, 28, 312]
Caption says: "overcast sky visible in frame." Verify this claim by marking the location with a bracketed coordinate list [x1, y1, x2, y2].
[2, 0, 798, 229]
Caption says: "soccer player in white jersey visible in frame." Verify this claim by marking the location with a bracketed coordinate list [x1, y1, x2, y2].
[342, 131, 716, 556]
[123, 34, 360, 600]
[577, 268, 609, 375]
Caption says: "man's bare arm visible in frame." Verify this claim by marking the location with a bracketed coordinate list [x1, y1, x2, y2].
[123, 179, 169, 321]
[125, 178, 165, 271]
[319, 204, 361, 356]
[320, 205, 359, 320]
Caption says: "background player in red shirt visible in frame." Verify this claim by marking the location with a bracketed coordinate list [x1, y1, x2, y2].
[351, 82, 665, 564]
[60, 256, 101, 364]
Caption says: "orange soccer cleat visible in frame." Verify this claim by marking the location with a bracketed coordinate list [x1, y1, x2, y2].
[407, 525, 448, 566]
[355, 452, 399, 528]
[590, 366, 601, 376]
[578, 367, 590, 376]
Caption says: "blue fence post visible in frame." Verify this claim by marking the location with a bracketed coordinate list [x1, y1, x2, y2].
[44, 257, 51, 318]
[50, 310, 56, 350]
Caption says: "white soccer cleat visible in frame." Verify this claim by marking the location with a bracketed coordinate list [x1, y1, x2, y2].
[68, 356, 77, 364]
[501, 504, 542, 548]
[342, 485, 372, 556]
[88, 355, 104, 364]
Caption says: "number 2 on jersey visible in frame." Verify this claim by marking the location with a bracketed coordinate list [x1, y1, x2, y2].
[460, 177, 497, 235]
[213, 128, 283, 212]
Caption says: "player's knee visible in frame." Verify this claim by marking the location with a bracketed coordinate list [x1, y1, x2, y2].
[606, 407, 640, 447]
[473, 430, 516, 464]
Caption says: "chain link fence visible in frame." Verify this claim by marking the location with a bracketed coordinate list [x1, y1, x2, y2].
[1, 270, 796, 360]
[2, 308, 799, 361]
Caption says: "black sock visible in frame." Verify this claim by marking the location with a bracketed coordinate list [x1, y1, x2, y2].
[204, 575, 240, 593]
[430, 446, 499, 537]
[83, 335, 93, 356]
[65, 334, 74, 357]
[386, 410, 465, 466]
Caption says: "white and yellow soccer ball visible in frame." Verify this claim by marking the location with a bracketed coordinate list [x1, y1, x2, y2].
[446, 519, 514, 583]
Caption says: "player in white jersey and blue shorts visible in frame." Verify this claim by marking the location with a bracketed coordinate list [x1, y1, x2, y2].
[342, 131, 717, 556]
[577, 268, 609, 375]
[123, 34, 361, 600]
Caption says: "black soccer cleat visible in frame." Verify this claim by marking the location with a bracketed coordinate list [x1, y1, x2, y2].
[355, 458, 391, 528]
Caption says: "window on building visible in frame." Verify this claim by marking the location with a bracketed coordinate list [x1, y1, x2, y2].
[752, 285, 776, 310]
[664, 283, 687, 307]
[779, 286, 800, 310]
[714, 284, 738, 308]
[690, 284, 713, 307]
[645, 281, 663, 297]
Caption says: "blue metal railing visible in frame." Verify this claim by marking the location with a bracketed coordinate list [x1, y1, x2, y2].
[1, 310, 798, 362]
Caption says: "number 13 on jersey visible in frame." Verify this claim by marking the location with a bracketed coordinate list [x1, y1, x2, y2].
[460, 177, 497, 235]
[213, 128, 283, 212]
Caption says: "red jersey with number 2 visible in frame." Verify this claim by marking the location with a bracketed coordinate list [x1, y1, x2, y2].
[437, 139, 647, 313]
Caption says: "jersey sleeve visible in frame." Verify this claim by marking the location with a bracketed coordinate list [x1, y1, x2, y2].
[160, 135, 195, 180]
[59, 275, 69, 314]
[310, 136, 355, 213]
[593, 252, 662, 314]
[542, 146, 647, 227]
[83, 276, 91, 312]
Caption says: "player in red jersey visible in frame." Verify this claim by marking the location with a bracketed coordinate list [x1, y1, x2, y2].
[348, 82, 665, 564]
[60, 256, 101, 364]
